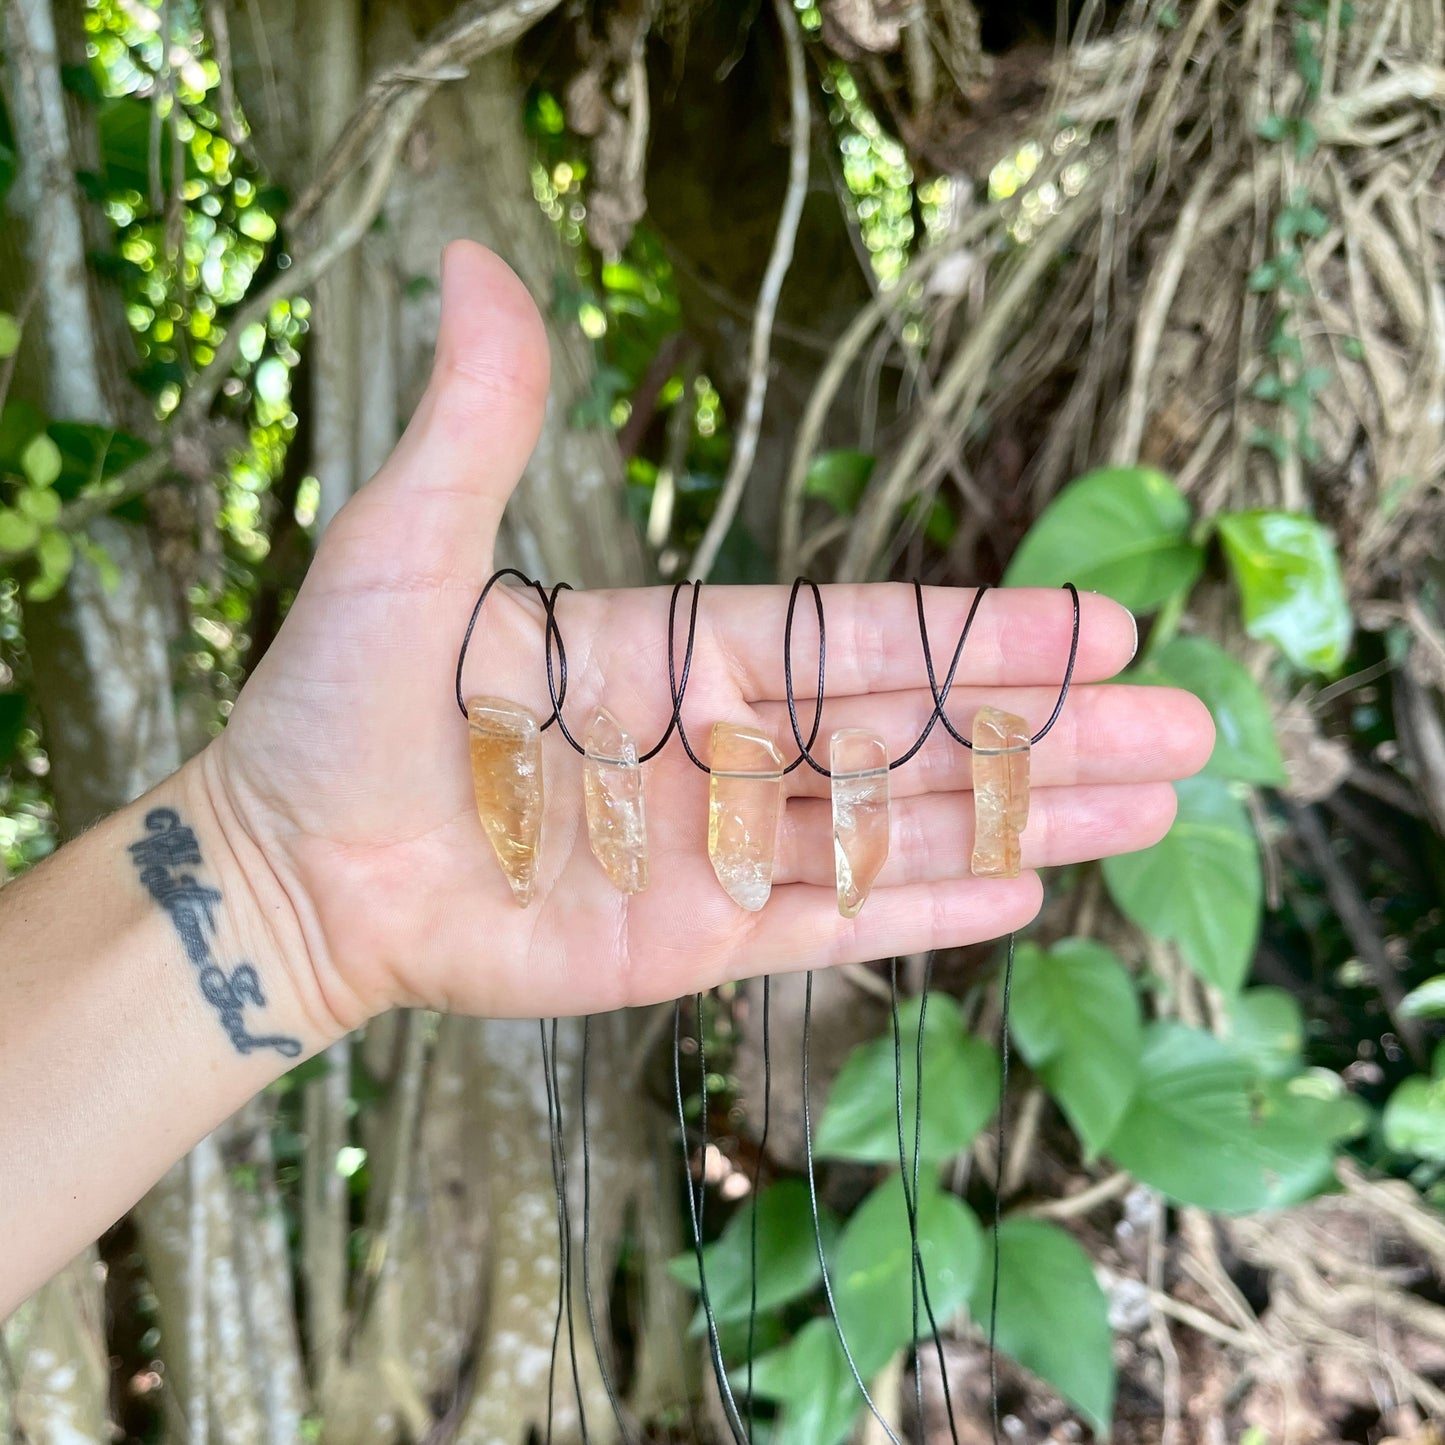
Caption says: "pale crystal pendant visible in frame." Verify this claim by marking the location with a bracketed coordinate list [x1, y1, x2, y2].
[584, 707, 649, 894]
[708, 722, 784, 911]
[971, 705, 1030, 879]
[830, 729, 890, 917]
[467, 696, 544, 906]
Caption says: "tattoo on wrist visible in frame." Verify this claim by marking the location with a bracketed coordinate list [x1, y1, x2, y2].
[129, 807, 302, 1058]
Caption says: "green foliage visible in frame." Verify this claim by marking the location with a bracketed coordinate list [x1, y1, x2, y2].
[815, 994, 998, 1164]
[1104, 776, 1262, 993]
[0, 313, 21, 359]
[748, 1319, 859, 1445]
[1010, 939, 1142, 1157]
[1138, 635, 1286, 784]
[967, 1219, 1114, 1433]
[1226, 987, 1305, 1079]
[1217, 511, 1352, 672]
[832, 1174, 982, 1375]
[1003, 466, 1203, 611]
[0, 693, 26, 768]
[804, 449, 875, 515]
[1384, 1075, 1445, 1162]
[1106, 1023, 1341, 1211]
[667, 1181, 837, 1332]
[1400, 976, 1445, 1019]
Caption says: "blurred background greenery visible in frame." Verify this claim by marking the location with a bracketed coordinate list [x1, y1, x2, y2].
[2, 0, 1445, 1441]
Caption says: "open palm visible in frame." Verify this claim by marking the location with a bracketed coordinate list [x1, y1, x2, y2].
[213, 242, 1213, 1029]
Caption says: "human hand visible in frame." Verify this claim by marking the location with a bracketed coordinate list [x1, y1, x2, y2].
[208, 241, 1213, 1031]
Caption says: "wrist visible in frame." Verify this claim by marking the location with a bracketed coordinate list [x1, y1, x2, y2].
[182, 743, 365, 1046]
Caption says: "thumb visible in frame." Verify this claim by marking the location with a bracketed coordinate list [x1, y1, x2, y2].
[335, 240, 551, 577]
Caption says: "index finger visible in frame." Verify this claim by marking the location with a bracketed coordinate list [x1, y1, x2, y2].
[702, 583, 1136, 701]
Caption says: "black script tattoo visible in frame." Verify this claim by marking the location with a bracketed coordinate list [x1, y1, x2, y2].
[130, 808, 302, 1058]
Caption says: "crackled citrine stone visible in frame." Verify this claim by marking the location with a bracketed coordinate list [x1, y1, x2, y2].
[830, 729, 890, 918]
[708, 723, 784, 912]
[467, 697, 544, 907]
[584, 707, 649, 894]
[971, 705, 1030, 879]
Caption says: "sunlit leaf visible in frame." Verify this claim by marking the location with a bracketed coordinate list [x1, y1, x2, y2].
[1384, 1076, 1445, 1161]
[20, 433, 62, 489]
[1217, 510, 1352, 672]
[0, 312, 20, 359]
[748, 1319, 860, 1445]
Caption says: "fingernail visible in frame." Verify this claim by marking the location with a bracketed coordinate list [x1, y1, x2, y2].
[1128, 608, 1139, 661]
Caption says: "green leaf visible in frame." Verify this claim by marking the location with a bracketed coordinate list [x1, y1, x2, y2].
[804, 449, 875, 515]
[1142, 636, 1286, 785]
[1106, 1022, 1337, 1211]
[20, 433, 62, 489]
[1384, 1076, 1445, 1161]
[666, 1181, 836, 1330]
[48, 422, 150, 500]
[1217, 510, 1352, 672]
[967, 1219, 1114, 1432]
[815, 995, 999, 1164]
[832, 1175, 983, 1377]
[748, 1319, 861, 1445]
[1226, 987, 1304, 1079]
[1010, 939, 1142, 1157]
[1400, 976, 1445, 1020]
[1103, 776, 1262, 993]
[0, 508, 40, 553]
[16, 486, 62, 526]
[0, 312, 20, 359]
[29, 530, 74, 601]
[0, 692, 26, 768]
[1004, 467, 1203, 612]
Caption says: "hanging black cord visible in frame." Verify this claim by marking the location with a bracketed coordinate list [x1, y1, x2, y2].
[455, 568, 570, 725]
[780, 578, 829, 776]
[673, 1001, 750, 1444]
[541, 1020, 591, 1444]
[915, 583, 1082, 750]
[539, 1021, 565, 1445]
[800, 969, 904, 1445]
[989, 933, 1017, 1445]
[579, 1019, 636, 1443]
[743, 976, 772, 1443]
[888, 959, 963, 1445]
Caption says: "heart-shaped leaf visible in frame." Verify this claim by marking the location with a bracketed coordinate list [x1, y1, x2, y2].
[1106, 1022, 1338, 1211]
[1009, 938, 1142, 1157]
[832, 1174, 983, 1377]
[815, 995, 999, 1164]
[1005, 467, 1202, 612]
[1103, 776, 1261, 993]
[1141, 635, 1285, 784]
[967, 1218, 1114, 1433]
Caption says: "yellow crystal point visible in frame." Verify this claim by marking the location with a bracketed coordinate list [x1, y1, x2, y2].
[584, 707, 649, 894]
[708, 722, 784, 912]
[971, 705, 1030, 879]
[830, 729, 890, 918]
[467, 696, 544, 906]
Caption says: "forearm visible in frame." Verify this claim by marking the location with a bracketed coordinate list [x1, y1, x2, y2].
[0, 748, 342, 1316]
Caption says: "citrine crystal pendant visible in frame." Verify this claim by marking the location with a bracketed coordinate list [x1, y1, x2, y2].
[584, 707, 649, 894]
[467, 697, 544, 906]
[708, 723, 784, 911]
[971, 705, 1030, 879]
[830, 729, 890, 917]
